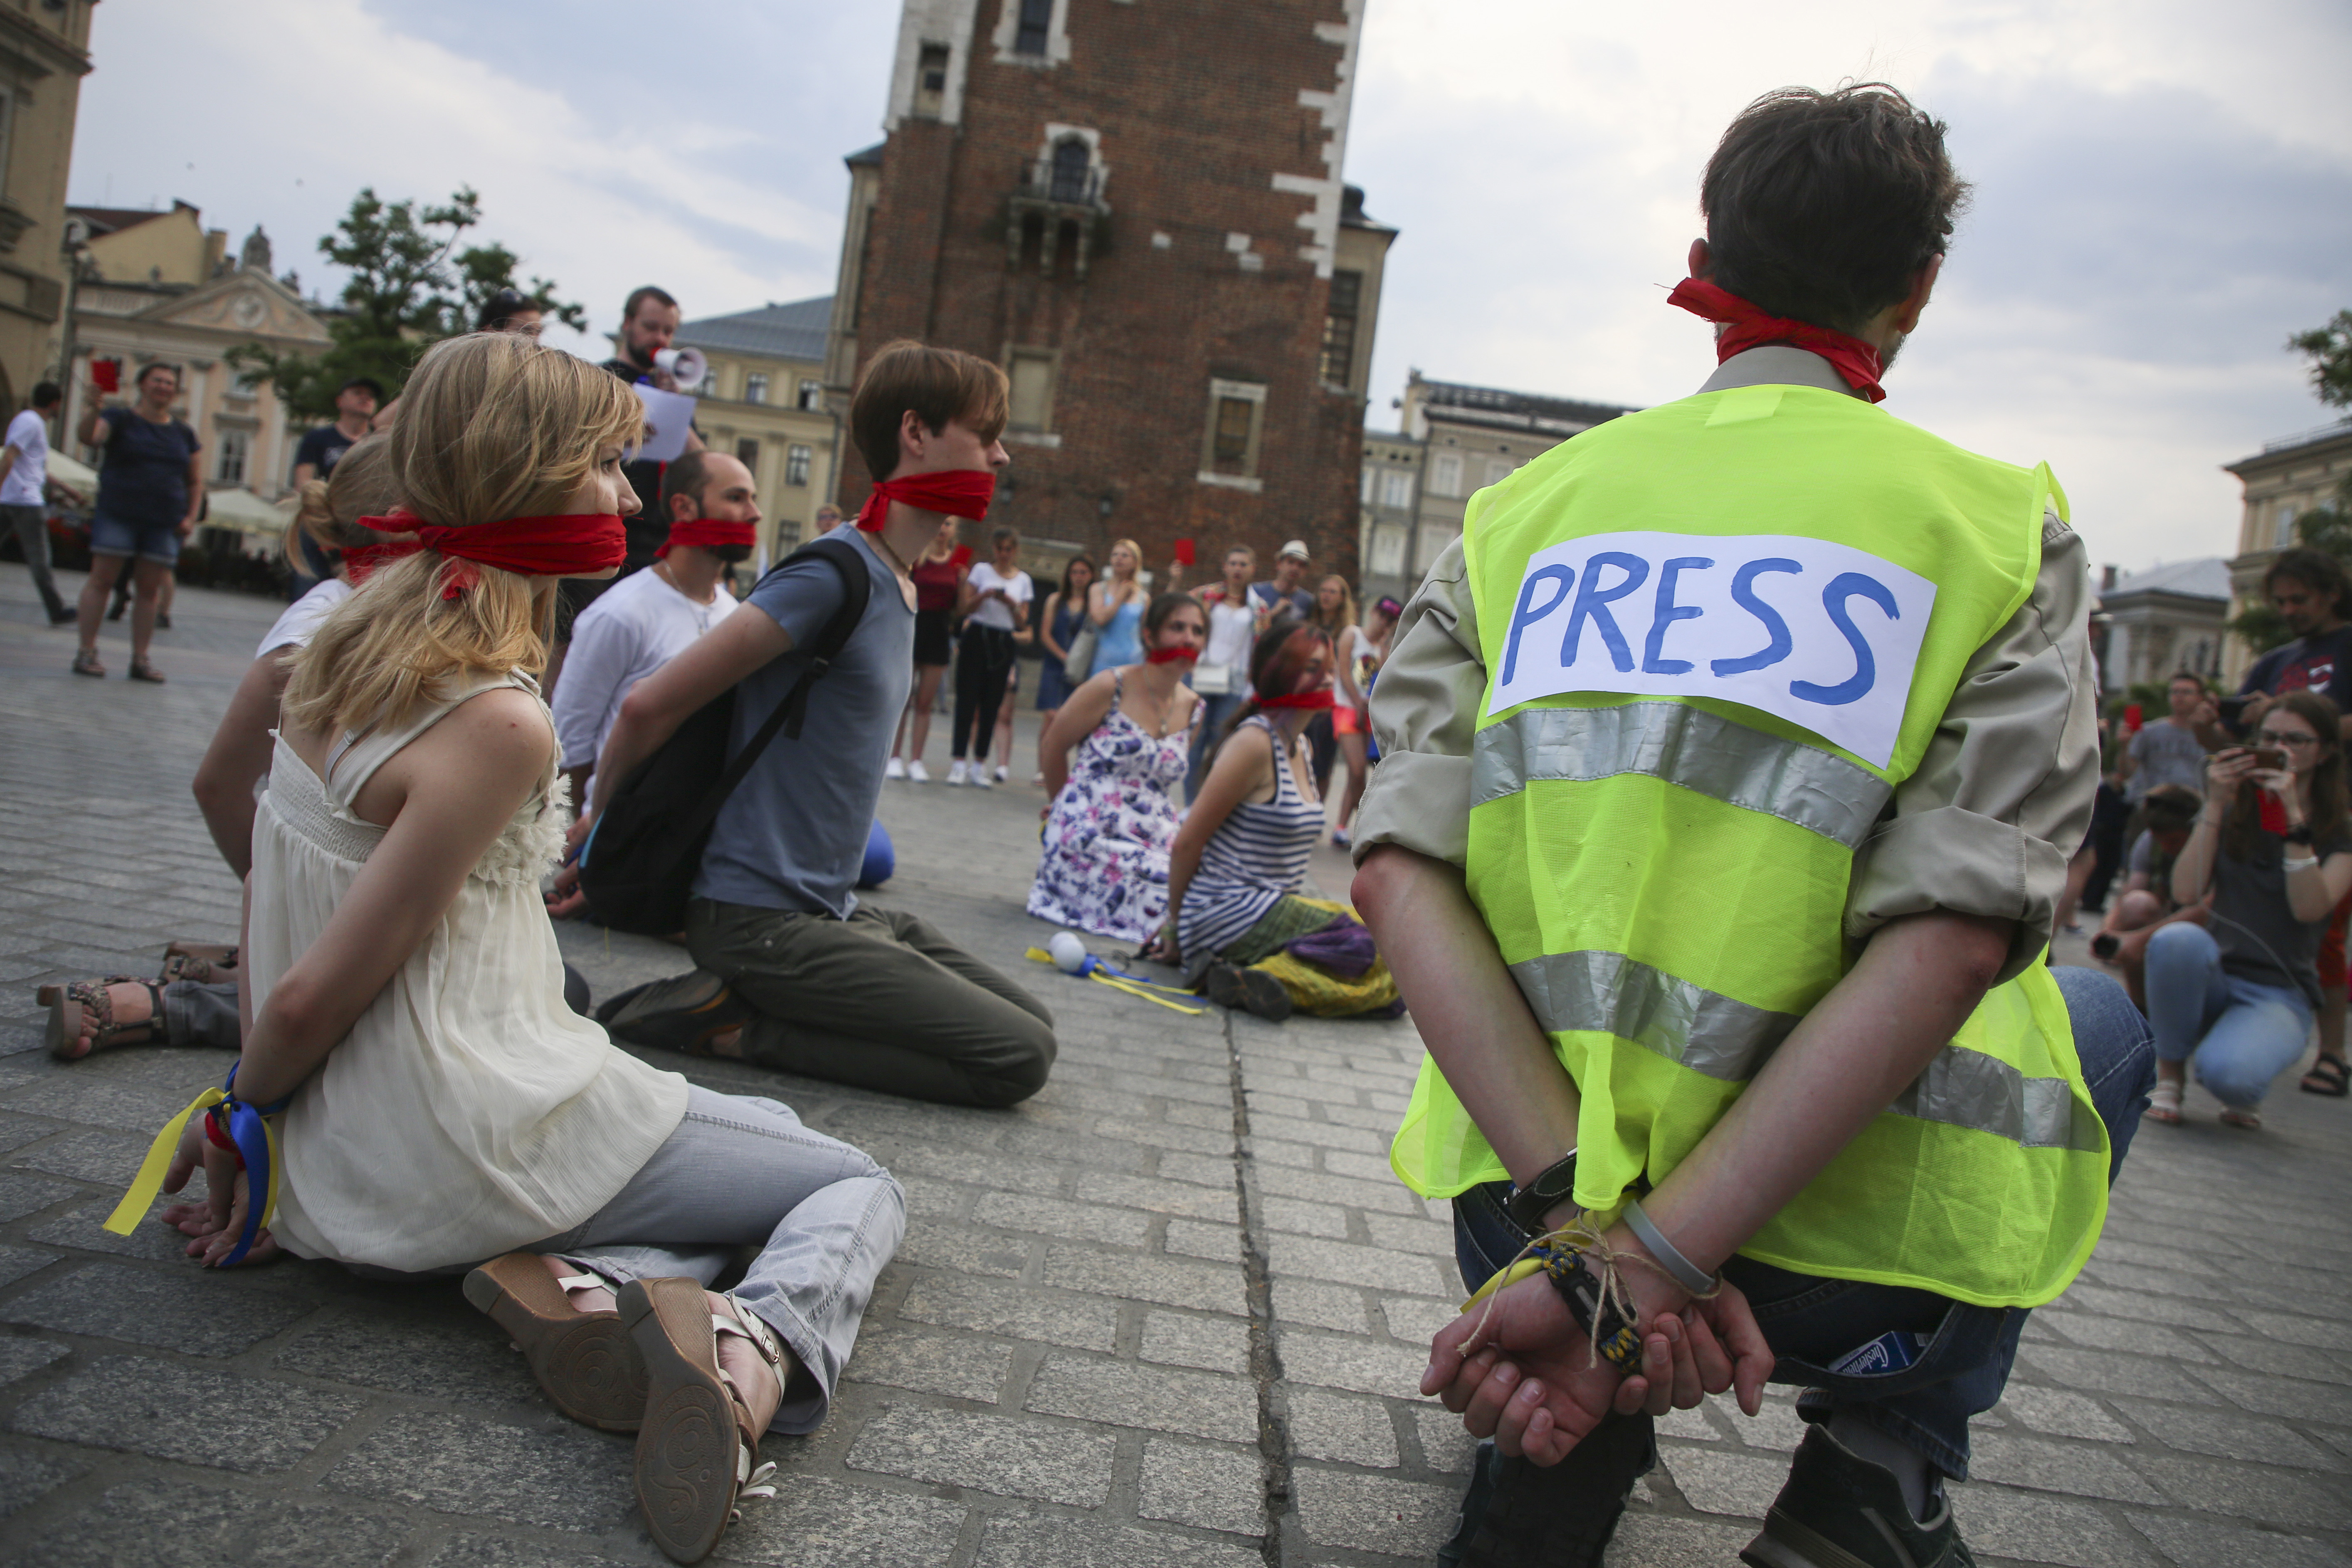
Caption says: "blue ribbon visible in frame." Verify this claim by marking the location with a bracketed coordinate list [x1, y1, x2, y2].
[214, 1065, 291, 1265]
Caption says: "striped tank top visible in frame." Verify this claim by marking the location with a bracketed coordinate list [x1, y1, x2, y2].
[1178, 716, 1323, 960]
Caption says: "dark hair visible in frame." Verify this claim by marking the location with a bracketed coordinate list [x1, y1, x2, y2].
[2167, 670, 2207, 691]
[2266, 548, 2351, 620]
[1224, 621, 1333, 743]
[660, 449, 715, 516]
[848, 339, 1009, 482]
[338, 376, 385, 401]
[29, 381, 59, 410]
[1144, 591, 1202, 641]
[476, 287, 536, 333]
[990, 526, 1019, 550]
[1057, 555, 1096, 600]
[622, 285, 678, 323]
[1700, 83, 1969, 333]
[136, 361, 180, 389]
[2141, 783, 2202, 834]
[2225, 689, 2348, 862]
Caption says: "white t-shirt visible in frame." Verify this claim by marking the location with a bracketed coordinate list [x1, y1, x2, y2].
[1204, 597, 1256, 675]
[965, 561, 1034, 632]
[552, 565, 739, 770]
[1, 408, 48, 507]
[257, 578, 353, 657]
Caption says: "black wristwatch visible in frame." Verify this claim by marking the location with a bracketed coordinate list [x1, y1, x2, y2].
[1541, 1247, 1644, 1373]
[2287, 824, 2315, 846]
[1504, 1150, 1579, 1235]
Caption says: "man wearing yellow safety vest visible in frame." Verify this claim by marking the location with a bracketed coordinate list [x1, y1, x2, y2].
[1352, 84, 2156, 1568]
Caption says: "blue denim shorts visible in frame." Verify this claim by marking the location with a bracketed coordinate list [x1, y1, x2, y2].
[89, 510, 182, 564]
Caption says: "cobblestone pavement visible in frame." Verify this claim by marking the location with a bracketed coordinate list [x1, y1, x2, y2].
[0, 565, 2345, 1567]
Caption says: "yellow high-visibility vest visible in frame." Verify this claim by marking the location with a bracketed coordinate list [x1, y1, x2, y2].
[1390, 383, 2108, 1308]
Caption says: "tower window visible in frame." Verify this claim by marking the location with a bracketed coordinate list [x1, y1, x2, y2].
[1014, 0, 1053, 55]
[913, 44, 950, 118]
[1320, 269, 1362, 386]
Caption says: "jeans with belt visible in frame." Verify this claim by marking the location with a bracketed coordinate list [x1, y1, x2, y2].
[1450, 965, 2155, 1480]
[540, 1086, 905, 1435]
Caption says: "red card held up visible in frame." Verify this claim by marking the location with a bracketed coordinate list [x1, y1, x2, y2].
[1173, 538, 1197, 566]
[91, 359, 120, 393]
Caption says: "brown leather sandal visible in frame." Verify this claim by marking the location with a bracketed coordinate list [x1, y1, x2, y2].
[161, 941, 239, 985]
[620, 1277, 786, 1564]
[462, 1252, 645, 1432]
[41, 977, 165, 1060]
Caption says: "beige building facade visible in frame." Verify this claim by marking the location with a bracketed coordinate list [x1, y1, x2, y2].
[1357, 428, 1421, 606]
[2220, 419, 2352, 686]
[1397, 371, 1634, 583]
[2095, 557, 2230, 694]
[671, 296, 840, 565]
[0, 0, 94, 417]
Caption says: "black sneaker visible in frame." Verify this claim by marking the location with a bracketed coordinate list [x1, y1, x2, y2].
[1742, 1425, 1974, 1568]
[597, 970, 753, 1055]
[1437, 1413, 1655, 1568]
[1204, 960, 1291, 1022]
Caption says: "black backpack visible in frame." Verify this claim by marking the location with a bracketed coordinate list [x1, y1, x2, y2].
[575, 536, 871, 935]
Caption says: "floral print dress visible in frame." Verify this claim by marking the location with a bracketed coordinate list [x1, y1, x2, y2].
[1026, 671, 1195, 943]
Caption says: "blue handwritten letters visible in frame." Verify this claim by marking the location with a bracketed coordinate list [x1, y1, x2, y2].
[1491, 531, 1936, 767]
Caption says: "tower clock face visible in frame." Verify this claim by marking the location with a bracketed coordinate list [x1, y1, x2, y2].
[232, 293, 266, 328]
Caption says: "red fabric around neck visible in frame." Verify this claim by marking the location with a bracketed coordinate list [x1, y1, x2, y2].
[656, 518, 758, 558]
[1258, 690, 1335, 711]
[1146, 646, 1199, 665]
[1667, 277, 1887, 405]
[358, 511, 626, 599]
[854, 468, 996, 531]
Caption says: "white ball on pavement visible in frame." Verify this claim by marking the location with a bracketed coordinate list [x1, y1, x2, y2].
[1049, 931, 1090, 973]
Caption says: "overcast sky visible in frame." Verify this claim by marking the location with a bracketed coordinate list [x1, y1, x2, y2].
[71, 0, 2352, 575]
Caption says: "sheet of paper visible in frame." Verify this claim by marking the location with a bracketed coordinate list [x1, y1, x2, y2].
[628, 383, 698, 464]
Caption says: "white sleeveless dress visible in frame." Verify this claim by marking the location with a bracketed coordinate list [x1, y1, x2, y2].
[249, 671, 689, 1272]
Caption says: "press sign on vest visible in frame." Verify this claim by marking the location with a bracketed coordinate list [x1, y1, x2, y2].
[1490, 531, 1937, 769]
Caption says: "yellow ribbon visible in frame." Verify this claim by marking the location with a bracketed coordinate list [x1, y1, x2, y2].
[1024, 947, 1207, 1013]
[104, 1086, 224, 1235]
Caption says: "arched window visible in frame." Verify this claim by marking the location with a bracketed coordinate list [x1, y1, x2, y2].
[1049, 138, 1091, 203]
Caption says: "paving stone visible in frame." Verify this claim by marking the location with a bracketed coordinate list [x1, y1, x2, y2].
[324, 1410, 634, 1531]
[0, 1110, 58, 1155]
[2111, 1398, 2338, 1470]
[0, 1243, 59, 1288]
[1967, 1432, 2164, 1503]
[4, 1077, 197, 1136]
[1408, 1403, 1481, 1474]
[1292, 1466, 1459, 1556]
[1286, 1385, 1399, 1467]
[898, 1275, 1118, 1353]
[1945, 1484, 2156, 1567]
[708, 1476, 968, 1566]
[0, 1336, 67, 1389]
[1600, 1513, 1760, 1567]
[846, 1404, 1113, 1507]
[1258, 1195, 1350, 1238]
[847, 1323, 1013, 1403]
[1040, 1246, 1247, 1317]
[10, 1354, 363, 1472]
[26, 1196, 212, 1263]
[2048, 1282, 2244, 1333]
[1278, 1328, 1427, 1399]
[1025, 1353, 1257, 1443]
[7, 1126, 153, 1185]
[1361, 1211, 1454, 1256]
[0, 1170, 76, 1222]
[2121, 1450, 2352, 1531]
[0, 1443, 84, 1519]
[1264, 1231, 1455, 1296]
[1726, 1395, 1809, 1452]
[31, 1478, 412, 1567]
[895, 1220, 1030, 1279]
[1661, 1445, 1788, 1519]
[1377, 1290, 1461, 1348]
[1995, 1383, 2135, 1442]
[274, 1309, 558, 1408]
[1269, 1278, 1370, 1334]
[1250, 1161, 1422, 1215]
[2127, 1513, 2352, 1568]
[970, 1191, 1151, 1247]
[1140, 1310, 1251, 1375]
[1079, 1173, 1244, 1221]
[2194, 1367, 2352, 1423]
[2230, 1308, 2352, 1352]
[1164, 1217, 1239, 1262]
[4, 1259, 321, 1357]
[2018, 1345, 2224, 1405]
[969, 1514, 1264, 1568]
[424, 1537, 645, 1568]
[2041, 1311, 2217, 1361]
[1137, 1437, 1265, 1536]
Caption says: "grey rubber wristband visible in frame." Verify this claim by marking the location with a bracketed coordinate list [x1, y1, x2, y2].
[1620, 1196, 1716, 1295]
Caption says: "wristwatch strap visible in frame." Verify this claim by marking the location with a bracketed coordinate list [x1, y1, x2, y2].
[1504, 1149, 1579, 1235]
[1541, 1248, 1643, 1373]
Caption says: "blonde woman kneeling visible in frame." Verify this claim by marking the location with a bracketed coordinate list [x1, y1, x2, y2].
[133, 333, 903, 1566]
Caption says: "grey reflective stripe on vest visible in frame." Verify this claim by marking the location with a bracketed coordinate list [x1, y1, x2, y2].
[1509, 948, 2098, 1152]
[1472, 701, 1890, 848]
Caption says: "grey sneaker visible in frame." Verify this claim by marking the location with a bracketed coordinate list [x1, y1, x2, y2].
[1436, 1413, 1655, 1568]
[1742, 1425, 1974, 1568]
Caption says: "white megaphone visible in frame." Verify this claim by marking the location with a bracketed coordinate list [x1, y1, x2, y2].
[654, 347, 706, 388]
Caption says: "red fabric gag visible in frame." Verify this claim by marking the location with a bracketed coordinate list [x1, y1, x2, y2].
[656, 518, 758, 559]
[854, 469, 997, 531]
[358, 511, 626, 600]
[1666, 277, 1887, 405]
[341, 539, 423, 583]
[1147, 646, 1199, 665]
[1258, 690, 1335, 711]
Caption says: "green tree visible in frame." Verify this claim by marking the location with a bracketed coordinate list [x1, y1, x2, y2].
[227, 186, 585, 422]
[2226, 310, 2352, 655]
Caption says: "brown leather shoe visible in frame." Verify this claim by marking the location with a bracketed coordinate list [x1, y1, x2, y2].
[463, 1252, 645, 1432]
[620, 1277, 785, 1564]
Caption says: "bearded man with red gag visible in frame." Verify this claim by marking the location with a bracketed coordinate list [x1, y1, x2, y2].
[1350, 85, 2156, 1568]
[576, 341, 1058, 1111]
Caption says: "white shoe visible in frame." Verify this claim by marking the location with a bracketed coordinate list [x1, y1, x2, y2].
[972, 766, 995, 789]
[886, 756, 907, 780]
[993, 764, 1009, 783]
[908, 760, 930, 783]
[946, 761, 968, 786]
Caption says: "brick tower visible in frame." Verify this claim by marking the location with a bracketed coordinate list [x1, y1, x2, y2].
[824, 0, 1394, 583]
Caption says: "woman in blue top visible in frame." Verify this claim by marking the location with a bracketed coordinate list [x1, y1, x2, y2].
[1088, 536, 1146, 670]
[74, 361, 202, 682]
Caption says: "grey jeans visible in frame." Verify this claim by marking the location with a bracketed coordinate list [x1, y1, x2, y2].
[537, 1086, 905, 1435]
[3, 502, 63, 617]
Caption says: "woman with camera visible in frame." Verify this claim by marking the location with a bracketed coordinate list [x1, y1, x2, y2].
[2143, 689, 2352, 1128]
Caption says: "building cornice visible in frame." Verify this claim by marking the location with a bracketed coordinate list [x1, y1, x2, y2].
[0, 9, 93, 79]
[2223, 422, 2352, 477]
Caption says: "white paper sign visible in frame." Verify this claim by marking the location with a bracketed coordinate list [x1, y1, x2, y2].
[628, 383, 698, 464]
[1488, 531, 1936, 768]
